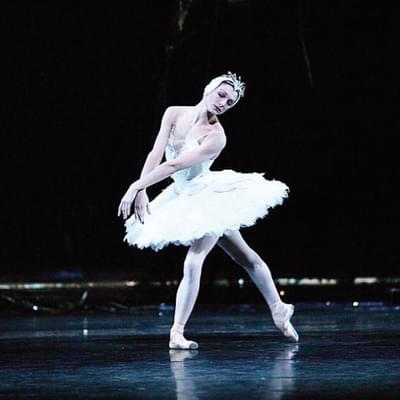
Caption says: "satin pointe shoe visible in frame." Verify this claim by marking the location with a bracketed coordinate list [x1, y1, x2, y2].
[271, 301, 299, 342]
[169, 326, 199, 350]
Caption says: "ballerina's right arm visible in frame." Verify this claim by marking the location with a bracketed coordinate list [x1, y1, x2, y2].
[118, 127, 225, 219]
[132, 106, 176, 223]
[137, 106, 176, 182]
[129, 130, 226, 192]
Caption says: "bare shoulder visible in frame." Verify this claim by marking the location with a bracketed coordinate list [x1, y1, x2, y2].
[164, 106, 190, 119]
[162, 106, 179, 121]
[165, 106, 188, 113]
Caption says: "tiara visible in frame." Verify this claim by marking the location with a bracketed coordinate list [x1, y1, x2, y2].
[222, 71, 246, 98]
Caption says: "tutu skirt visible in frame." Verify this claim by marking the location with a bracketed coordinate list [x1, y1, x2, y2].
[123, 169, 289, 251]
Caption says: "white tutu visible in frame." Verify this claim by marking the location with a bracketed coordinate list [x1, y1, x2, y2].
[123, 137, 289, 251]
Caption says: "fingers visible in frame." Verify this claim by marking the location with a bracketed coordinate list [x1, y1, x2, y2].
[119, 200, 132, 220]
[118, 190, 146, 222]
[134, 200, 150, 224]
[125, 201, 132, 220]
[117, 202, 127, 218]
[135, 205, 144, 224]
[118, 188, 138, 219]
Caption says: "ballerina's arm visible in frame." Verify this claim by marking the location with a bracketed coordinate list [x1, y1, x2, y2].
[132, 107, 177, 222]
[132, 131, 225, 191]
[142, 106, 177, 170]
[118, 131, 225, 219]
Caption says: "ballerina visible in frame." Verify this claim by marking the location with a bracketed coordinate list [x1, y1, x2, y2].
[118, 72, 299, 349]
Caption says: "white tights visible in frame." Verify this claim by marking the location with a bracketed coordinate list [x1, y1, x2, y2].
[172, 231, 281, 330]
[173, 234, 218, 327]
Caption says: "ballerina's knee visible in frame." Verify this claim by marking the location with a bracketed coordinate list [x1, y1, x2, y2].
[231, 251, 267, 271]
[245, 260, 271, 278]
[182, 259, 204, 284]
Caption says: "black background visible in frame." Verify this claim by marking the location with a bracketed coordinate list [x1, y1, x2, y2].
[3, 1, 399, 282]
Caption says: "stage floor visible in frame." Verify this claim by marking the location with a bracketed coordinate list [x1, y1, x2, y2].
[1, 303, 400, 399]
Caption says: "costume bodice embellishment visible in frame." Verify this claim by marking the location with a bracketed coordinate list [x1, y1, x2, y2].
[165, 134, 214, 189]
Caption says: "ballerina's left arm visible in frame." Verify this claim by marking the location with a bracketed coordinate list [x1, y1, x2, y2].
[118, 131, 226, 219]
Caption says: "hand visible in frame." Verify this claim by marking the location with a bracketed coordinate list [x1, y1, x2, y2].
[134, 190, 151, 224]
[117, 184, 139, 220]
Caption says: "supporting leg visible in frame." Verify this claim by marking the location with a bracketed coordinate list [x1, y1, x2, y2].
[170, 234, 218, 349]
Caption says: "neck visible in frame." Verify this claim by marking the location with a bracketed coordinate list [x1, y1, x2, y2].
[191, 100, 217, 125]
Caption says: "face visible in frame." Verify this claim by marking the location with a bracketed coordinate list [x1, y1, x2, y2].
[205, 82, 239, 115]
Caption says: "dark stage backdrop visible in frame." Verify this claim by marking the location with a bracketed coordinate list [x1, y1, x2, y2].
[3, 1, 398, 282]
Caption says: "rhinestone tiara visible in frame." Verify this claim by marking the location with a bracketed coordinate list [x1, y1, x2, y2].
[222, 71, 246, 99]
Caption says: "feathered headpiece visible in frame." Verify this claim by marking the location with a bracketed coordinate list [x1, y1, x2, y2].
[203, 71, 246, 105]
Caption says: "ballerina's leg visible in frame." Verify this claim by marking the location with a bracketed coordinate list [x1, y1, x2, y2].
[170, 234, 218, 349]
[217, 230, 299, 342]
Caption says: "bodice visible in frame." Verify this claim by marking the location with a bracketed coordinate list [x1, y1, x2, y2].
[165, 135, 214, 191]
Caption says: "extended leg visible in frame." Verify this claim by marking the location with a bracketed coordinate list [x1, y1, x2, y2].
[170, 234, 218, 349]
[217, 230, 299, 342]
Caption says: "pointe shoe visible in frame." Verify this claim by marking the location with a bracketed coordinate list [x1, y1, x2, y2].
[271, 301, 299, 342]
[169, 328, 199, 350]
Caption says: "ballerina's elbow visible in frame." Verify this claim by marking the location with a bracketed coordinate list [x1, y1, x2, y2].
[164, 160, 181, 173]
[166, 157, 204, 172]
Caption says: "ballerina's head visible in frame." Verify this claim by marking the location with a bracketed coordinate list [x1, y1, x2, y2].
[202, 71, 245, 115]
